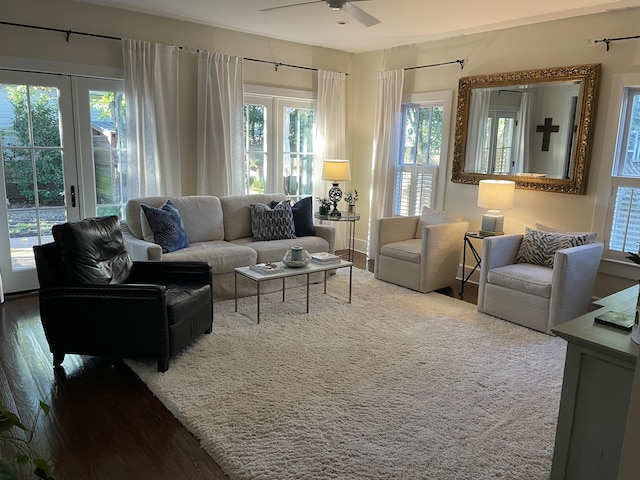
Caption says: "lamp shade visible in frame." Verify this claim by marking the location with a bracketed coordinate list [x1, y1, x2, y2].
[477, 180, 515, 210]
[322, 159, 351, 182]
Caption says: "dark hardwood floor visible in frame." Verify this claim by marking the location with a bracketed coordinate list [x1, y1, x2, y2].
[0, 252, 478, 479]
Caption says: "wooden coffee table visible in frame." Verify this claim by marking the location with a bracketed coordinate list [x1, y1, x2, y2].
[234, 259, 353, 323]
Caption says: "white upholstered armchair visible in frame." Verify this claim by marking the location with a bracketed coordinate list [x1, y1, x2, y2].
[477, 231, 604, 334]
[374, 211, 469, 293]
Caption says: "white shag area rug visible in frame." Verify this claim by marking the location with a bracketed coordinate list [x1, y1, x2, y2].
[127, 268, 567, 480]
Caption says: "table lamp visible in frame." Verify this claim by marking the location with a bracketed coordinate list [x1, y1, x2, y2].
[477, 179, 515, 235]
[322, 159, 351, 218]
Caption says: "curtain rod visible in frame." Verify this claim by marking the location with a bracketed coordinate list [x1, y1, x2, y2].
[405, 59, 465, 71]
[0, 20, 346, 75]
[0, 20, 121, 42]
[594, 34, 640, 51]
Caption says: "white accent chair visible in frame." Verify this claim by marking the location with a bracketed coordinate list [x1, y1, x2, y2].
[477, 233, 604, 334]
[375, 213, 469, 293]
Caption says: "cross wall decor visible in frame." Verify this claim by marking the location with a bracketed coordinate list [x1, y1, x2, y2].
[536, 117, 560, 151]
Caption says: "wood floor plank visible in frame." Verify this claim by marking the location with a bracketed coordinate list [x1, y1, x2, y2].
[0, 253, 477, 479]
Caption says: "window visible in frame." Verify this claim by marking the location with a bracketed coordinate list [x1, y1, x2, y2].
[394, 91, 451, 216]
[607, 87, 640, 260]
[244, 90, 316, 201]
[481, 110, 517, 175]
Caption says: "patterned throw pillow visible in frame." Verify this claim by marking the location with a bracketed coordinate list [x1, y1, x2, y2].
[514, 227, 591, 268]
[269, 197, 315, 237]
[140, 200, 190, 253]
[251, 201, 296, 241]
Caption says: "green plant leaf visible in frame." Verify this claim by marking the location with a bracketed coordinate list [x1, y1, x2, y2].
[38, 402, 51, 418]
[0, 410, 28, 433]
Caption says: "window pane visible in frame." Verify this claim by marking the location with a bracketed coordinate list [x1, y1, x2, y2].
[244, 104, 267, 194]
[619, 90, 640, 177]
[402, 106, 443, 167]
[284, 107, 314, 201]
[394, 170, 412, 216]
[90, 90, 127, 218]
[35, 148, 64, 207]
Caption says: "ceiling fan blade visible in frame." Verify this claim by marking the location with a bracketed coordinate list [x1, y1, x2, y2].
[259, 1, 322, 12]
[342, 2, 380, 27]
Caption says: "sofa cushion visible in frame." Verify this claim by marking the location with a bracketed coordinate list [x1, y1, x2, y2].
[220, 193, 287, 241]
[163, 241, 257, 275]
[235, 236, 329, 263]
[52, 215, 132, 285]
[250, 201, 296, 241]
[415, 207, 464, 239]
[140, 200, 190, 253]
[487, 263, 553, 298]
[169, 196, 225, 242]
[515, 227, 591, 268]
[380, 239, 422, 263]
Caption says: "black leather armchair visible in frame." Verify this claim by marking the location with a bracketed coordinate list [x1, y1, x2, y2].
[33, 216, 213, 372]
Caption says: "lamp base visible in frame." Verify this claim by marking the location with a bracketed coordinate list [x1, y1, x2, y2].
[481, 212, 504, 235]
[328, 183, 343, 218]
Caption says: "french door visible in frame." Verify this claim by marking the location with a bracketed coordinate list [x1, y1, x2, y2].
[0, 71, 125, 293]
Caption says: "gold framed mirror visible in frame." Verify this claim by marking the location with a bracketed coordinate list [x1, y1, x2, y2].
[451, 64, 601, 194]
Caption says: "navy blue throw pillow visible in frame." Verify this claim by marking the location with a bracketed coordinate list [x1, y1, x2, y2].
[140, 200, 189, 253]
[291, 196, 314, 237]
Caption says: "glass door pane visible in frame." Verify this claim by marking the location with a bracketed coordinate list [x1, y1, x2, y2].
[0, 71, 79, 293]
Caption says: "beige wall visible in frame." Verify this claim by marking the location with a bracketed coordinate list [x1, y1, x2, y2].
[3, 0, 640, 295]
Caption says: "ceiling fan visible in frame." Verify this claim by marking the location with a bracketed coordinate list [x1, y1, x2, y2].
[259, 1, 380, 27]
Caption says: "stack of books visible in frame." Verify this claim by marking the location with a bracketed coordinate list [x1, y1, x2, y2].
[311, 252, 340, 264]
[249, 263, 283, 274]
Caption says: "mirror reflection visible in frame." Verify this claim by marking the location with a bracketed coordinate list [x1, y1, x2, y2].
[452, 64, 601, 194]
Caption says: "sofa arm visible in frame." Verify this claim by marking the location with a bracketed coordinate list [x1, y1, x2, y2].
[549, 242, 604, 329]
[121, 222, 162, 261]
[313, 224, 336, 254]
[376, 216, 420, 250]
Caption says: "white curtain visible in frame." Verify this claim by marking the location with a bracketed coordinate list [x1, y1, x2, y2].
[466, 89, 491, 172]
[316, 70, 347, 250]
[197, 52, 245, 196]
[122, 39, 181, 198]
[511, 92, 534, 174]
[367, 69, 404, 258]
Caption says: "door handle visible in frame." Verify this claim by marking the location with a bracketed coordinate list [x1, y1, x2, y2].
[70, 185, 76, 208]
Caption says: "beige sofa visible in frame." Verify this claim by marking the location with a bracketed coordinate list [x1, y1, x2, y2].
[121, 193, 335, 301]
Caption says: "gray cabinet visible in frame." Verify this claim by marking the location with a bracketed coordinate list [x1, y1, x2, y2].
[551, 286, 639, 480]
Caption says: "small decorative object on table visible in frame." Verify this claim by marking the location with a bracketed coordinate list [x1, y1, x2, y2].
[283, 246, 311, 267]
[344, 189, 358, 215]
[315, 197, 331, 218]
[249, 262, 284, 274]
[624, 248, 640, 344]
[311, 252, 341, 264]
[594, 311, 635, 331]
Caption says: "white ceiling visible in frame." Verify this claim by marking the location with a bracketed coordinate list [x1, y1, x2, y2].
[75, 0, 640, 53]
